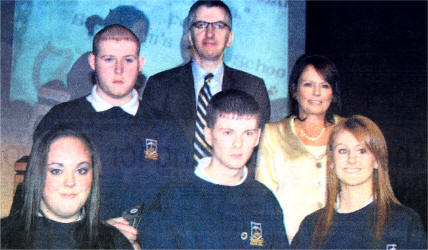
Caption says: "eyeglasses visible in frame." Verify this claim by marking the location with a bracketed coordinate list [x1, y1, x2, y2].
[191, 21, 230, 31]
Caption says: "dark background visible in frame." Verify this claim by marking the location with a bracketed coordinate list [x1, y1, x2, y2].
[306, 1, 427, 229]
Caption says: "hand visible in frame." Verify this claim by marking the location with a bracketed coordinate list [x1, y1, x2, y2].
[107, 217, 139, 248]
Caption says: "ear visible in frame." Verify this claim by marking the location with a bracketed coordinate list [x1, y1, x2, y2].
[188, 31, 194, 47]
[138, 56, 145, 72]
[254, 128, 261, 147]
[291, 83, 297, 99]
[88, 53, 96, 71]
[226, 31, 233, 48]
[203, 127, 213, 147]
[374, 161, 379, 169]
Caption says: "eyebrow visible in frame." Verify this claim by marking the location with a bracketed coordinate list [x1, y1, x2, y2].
[99, 54, 137, 58]
[46, 162, 91, 168]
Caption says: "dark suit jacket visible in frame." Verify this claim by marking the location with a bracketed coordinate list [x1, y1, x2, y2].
[141, 62, 271, 147]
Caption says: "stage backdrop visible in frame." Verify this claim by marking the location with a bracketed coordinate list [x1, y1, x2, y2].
[9, 0, 304, 122]
[1, 0, 305, 216]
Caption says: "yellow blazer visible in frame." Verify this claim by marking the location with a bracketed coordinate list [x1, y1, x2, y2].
[256, 115, 342, 242]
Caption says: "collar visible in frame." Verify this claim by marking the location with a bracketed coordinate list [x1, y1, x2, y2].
[37, 207, 86, 222]
[192, 60, 224, 100]
[335, 196, 373, 213]
[194, 157, 248, 186]
[86, 85, 139, 116]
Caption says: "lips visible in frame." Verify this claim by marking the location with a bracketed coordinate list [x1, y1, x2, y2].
[343, 168, 361, 173]
[61, 193, 77, 198]
[113, 80, 124, 84]
[308, 100, 322, 104]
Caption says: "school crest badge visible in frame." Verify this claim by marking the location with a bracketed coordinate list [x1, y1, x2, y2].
[250, 221, 264, 247]
[144, 139, 158, 160]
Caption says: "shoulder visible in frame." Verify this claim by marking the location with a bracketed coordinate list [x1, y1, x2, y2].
[224, 65, 263, 82]
[47, 96, 91, 114]
[265, 117, 290, 131]
[246, 179, 281, 204]
[147, 63, 190, 82]
[333, 114, 345, 124]
[388, 204, 424, 224]
[1, 215, 25, 248]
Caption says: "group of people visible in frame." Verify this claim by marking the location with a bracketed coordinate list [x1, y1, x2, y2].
[1, 0, 426, 249]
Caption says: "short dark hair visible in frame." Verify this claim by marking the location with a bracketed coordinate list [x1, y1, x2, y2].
[92, 24, 140, 56]
[206, 89, 261, 129]
[20, 125, 102, 247]
[187, 0, 233, 30]
[288, 54, 342, 124]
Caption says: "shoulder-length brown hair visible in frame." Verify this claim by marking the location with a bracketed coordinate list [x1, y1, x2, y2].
[311, 115, 400, 248]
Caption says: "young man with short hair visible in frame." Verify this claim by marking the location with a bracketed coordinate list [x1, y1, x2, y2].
[140, 89, 288, 249]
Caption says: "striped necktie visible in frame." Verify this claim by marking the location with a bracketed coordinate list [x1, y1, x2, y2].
[193, 73, 214, 164]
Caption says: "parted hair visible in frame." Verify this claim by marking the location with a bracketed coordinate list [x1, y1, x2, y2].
[311, 115, 400, 248]
[20, 125, 103, 248]
[288, 54, 342, 124]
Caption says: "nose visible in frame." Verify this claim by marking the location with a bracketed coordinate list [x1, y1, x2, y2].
[347, 151, 357, 164]
[232, 135, 243, 148]
[313, 84, 321, 96]
[205, 23, 215, 38]
[64, 171, 76, 187]
[115, 60, 124, 74]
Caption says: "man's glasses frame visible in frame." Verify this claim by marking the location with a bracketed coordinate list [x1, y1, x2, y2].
[191, 21, 231, 31]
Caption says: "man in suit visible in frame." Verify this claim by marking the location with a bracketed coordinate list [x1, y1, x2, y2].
[141, 0, 271, 167]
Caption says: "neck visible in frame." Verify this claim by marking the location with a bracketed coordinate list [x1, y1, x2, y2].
[194, 56, 223, 72]
[297, 113, 327, 127]
[96, 85, 133, 107]
[205, 160, 244, 186]
[338, 183, 373, 213]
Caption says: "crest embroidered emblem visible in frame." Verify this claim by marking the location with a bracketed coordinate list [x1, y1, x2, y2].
[250, 221, 264, 247]
[144, 139, 158, 160]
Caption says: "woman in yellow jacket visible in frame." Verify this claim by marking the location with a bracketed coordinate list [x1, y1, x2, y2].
[256, 54, 343, 243]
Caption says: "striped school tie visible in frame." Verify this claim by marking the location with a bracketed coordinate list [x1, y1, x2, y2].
[193, 73, 214, 164]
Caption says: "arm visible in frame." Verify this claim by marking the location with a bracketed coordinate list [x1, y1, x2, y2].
[254, 78, 271, 124]
[405, 210, 427, 249]
[141, 75, 166, 115]
[255, 127, 278, 193]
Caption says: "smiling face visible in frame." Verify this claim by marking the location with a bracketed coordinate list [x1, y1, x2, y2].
[189, 6, 233, 65]
[89, 39, 145, 106]
[40, 136, 93, 223]
[294, 65, 333, 118]
[204, 113, 260, 171]
[332, 130, 377, 192]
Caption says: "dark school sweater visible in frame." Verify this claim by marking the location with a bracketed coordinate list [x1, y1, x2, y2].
[1, 214, 132, 249]
[140, 174, 290, 249]
[33, 97, 192, 219]
[292, 202, 427, 249]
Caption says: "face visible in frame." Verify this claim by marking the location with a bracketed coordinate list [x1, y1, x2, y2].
[332, 130, 377, 191]
[40, 137, 93, 223]
[189, 6, 233, 64]
[294, 65, 333, 118]
[89, 39, 145, 106]
[205, 113, 261, 171]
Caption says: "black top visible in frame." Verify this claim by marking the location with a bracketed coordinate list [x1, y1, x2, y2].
[140, 174, 289, 249]
[1, 214, 132, 249]
[31, 97, 192, 219]
[292, 202, 427, 249]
